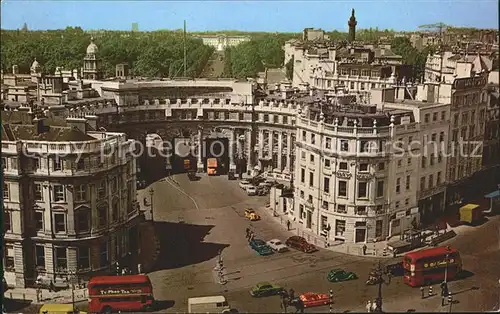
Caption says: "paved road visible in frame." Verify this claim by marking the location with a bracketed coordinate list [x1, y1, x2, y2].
[6, 174, 498, 313]
[147, 174, 500, 313]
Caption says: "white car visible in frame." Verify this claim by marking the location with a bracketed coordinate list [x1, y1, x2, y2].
[239, 180, 251, 189]
[246, 186, 257, 196]
[266, 239, 289, 253]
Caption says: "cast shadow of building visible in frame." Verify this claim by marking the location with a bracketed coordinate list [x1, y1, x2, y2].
[151, 221, 229, 271]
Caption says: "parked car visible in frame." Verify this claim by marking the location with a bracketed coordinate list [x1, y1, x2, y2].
[244, 208, 261, 221]
[239, 180, 251, 189]
[246, 186, 257, 196]
[327, 269, 358, 282]
[285, 236, 318, 253]
[298, 292, 331, 308]
[266, 239, 289, 253]
[249, 282, 285, 297]
[249, 239, 274, 256]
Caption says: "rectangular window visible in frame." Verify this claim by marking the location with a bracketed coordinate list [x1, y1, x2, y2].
[428, 175, 434, 188]
[34, 157, 40, 170]
[431, 133, 437, 142]
[76, 209, 90, 232]
[35, 245, 45, 268]
[407, 157, 412, 166]
[325, 138, 332, 149]
[437, 171, 442, 185]
[4, 211, 11, 232]
[338, 181, 347, 197]
[396, 178, 401, 193]
[441, 111, 446, 120]
[359, 163, 368, 172]
[311, 134, 316, 145]
[421, 157, 427, 168]
[335, 220, 346, 237]
[439, 131, 445, 142]
[420, 177, 426, 190]
[424, 114, 430, 123]
[301, 168, 305, 183]
[10, 157, 17, 170]
[406, 175, 411, 190]
[53, 185, 65, 202]
[430, 154, 435, 166]
[55, 247, 67, 270]
[432, 112, 438, 121]
[111, 177, 118, 193]
[98, 205, 107, 227]
[98, 181, 106, 199]
[3, 183, 9, 199]
[376, 180, 384, 198]
[358, 182, 368, 198]
[4, 245, 15, 270]
[324, 177, 330, 193]
[339, 162, 348, 170]
[324, 159, 331, 168]
[100, 243, 108, 268]
[1, 157, 6, 170]
[337, 204, 346, 213]
[309, 172, 314, 187]
[378, 162, 385, 170]
[78, 247, 90, 270]
[54, 213, 66, 233]
[321, 215, 328, 230]
[53, 157, 62, 171]
[309, 154, 314, 163]
[75, 185, 87, 202]
[340, 140, 349, 152]
[35, 211, 44, 231]
[34, 183, 43, 201]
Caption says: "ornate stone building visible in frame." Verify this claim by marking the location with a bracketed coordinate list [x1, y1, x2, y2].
[2, 111, 140, 288]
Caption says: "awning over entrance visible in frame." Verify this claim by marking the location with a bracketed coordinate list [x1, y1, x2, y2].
[484, 190, 500, 199]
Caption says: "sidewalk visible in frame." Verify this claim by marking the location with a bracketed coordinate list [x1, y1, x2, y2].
[258, 205, 393, 258]
[4, 287, 87, 304]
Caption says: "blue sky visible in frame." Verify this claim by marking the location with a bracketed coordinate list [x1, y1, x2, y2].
[1, 0, 498, 32]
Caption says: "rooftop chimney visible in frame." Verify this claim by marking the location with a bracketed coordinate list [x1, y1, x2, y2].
[33, 117, 49, 135]
[66, 116, 87, 134]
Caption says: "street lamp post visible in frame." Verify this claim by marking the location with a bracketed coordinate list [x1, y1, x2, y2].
[149, 187, 154, 222]
[68, 269, 77, 314]
[371, 261, 392, 313]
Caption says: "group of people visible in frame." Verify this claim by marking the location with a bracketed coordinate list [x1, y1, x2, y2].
[280, 288, 305, 313]
[366, 300, 379, 312]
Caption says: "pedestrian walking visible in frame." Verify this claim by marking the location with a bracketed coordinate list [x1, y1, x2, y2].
[362, 244, 367, 255]
[287, 220, 291, 231]
[366, 300, 373, 312]
[137, 263, 142, 274]
[371, 300, 377, 312]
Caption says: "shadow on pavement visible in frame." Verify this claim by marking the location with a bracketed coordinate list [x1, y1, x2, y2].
[454, 269, 475, 281]
[154, 300, 175, 311]
[3, 299, 36, 313]
[151, 221, 229, 271]
[450, 285, 480, 296]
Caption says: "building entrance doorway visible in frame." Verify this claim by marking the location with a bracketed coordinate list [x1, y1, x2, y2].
[306, 211, 312, 229]
[355, 228, 366, 243]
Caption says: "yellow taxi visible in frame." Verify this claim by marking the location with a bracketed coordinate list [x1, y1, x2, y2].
[244, 208, 261, 221]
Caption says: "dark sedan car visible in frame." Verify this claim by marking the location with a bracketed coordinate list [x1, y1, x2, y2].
[285, 236, 317, 253]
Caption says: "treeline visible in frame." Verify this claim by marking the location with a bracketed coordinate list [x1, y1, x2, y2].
[390, 37, 436, 81]
[0, 27, 214, 78]
[222, 33, 299, 79]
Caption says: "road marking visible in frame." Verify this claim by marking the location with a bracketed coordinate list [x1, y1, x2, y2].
[166, 177, 200, 210]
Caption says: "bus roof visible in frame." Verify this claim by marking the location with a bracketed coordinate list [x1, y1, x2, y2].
[88, 274, 151, 286]
[404, 246, 458, 260]
[188, 295, 227, 305]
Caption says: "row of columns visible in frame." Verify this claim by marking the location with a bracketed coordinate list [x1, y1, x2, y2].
[257, 129, 293, 173]
[192, 127, 293, 175]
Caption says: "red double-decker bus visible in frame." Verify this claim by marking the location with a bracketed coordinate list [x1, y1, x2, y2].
[88, 275, 154, 313]
[402, 246, 462, 287]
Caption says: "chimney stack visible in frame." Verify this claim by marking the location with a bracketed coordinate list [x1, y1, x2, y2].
[66, 115, 87, 134]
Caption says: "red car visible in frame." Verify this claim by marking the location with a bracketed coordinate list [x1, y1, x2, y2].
[285, 236, 317, 253]
[299, 292, 331, 308]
